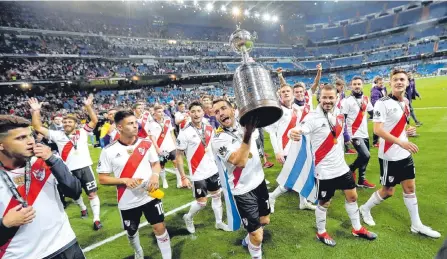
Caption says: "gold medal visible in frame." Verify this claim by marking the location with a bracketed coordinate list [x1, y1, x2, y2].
[127, 149, 134, 155]
[13, 175, 25, 185]
[248, 152, 253, 159]
[333, 138, 338, 144]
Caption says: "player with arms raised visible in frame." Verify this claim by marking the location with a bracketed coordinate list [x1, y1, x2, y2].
[289, 84, 377, 246]
[29, 95, 103, 230]
[97, 110, 172, 259]
[176, 101, 229, 233]
[212, 99, 270, 259]
[359, 69, 440, 238]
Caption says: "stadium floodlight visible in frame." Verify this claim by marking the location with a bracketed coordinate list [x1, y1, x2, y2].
[232, 6, 240, 16]
[193, 0, 198, 4]
[244, 9, 250, 16]
[272, 15, 278, 22]
[263, 13, 271, 21]
[221, 5, 226, 11]
[206, 3, 213, 11]
[176, 0, 183, 4]
[254, 12, 260, 18]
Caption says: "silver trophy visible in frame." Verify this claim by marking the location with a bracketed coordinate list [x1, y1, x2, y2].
[230, 27, 282, 128]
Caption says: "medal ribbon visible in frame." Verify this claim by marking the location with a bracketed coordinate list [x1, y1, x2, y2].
[0, 160, 31, 207]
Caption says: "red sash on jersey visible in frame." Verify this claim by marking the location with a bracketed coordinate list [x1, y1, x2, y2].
[304, 91, 310, 104]
[315, 114, 344, 166]
[233, 167, 243, 187]
[282, 109, 298, 149]
[299, 104, 310, 122]
[137, 112, 150, 138]
[156, 119, 171, 148]
[0, 159, 52, 258]
[351, 96, 368, 136]
[384, 105, 409, 153]
[190, 125, 213, 175]
[117, 140, 152, 202]
[337, 94, 344, 109]
[113, 132, 121, 141]
[179, 112, 190, 129]
[61, 130, 80, 162]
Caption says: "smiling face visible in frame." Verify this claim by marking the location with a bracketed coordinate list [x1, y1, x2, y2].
[294, 86, 305, 101]
[319, 88, 337, 112]
[280, 85, 293, 104]
[62, 118, 77, 134]
[390, 72, 408, 96]
[213, 100, 235, 128]
[351, 79, 363, 94]
[190, 105, 204, 125]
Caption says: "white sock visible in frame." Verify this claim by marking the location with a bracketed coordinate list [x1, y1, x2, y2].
[127, 231, 142, 252]
[211, 191, 223, 224]
[248, 237, 262, 259]
[315, 205, 327, 234]
[187, 201, 206, 218]
[174, 168, 182, 184]
[270, 185, 287, 200]
[75, 196, 87, 211]
[160, 169, 167, 181]
[156, 230, 172, 259]
[299, 194, 308, 205]
[90, 196, 101, 222]
[345, 200, 362, 231]
[403, 193, 423, 227]
[363, 191, 384, 211]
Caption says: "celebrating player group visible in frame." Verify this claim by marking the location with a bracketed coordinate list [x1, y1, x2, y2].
[0, 66, 441, 259]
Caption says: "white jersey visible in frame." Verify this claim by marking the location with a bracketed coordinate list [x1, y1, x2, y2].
[212, 124, 264, 195]
[175, 111, 190, 130]
[97, 138, 159, 210]
[48, 125, 93, 171]
[305, 89, 314, 110]
[373, 95, 411, 161]
[0, 157, 76, 259]
[176, 123, 218, 181]
[341, 95, 374, 139]
[266, 104, 307, 156]
[147, 118, 176, 152]
[298, 106, 349, 180]
[137, 112, 153, 137]
[109, 127, 120, 141]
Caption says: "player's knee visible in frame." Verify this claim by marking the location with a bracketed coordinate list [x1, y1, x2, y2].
[346, 194, 358, 203]
[403, 186, 415, 194]
[381, 187, 395, 198]
[250, 228, 264, 244]
[260, 216, 270, 226]
[88, 192, 97, 200]
[319, 200, 331, 208]
[197, 197, 208, 204]
[152, 222, 166, 236]
[126, 222, 139, 237]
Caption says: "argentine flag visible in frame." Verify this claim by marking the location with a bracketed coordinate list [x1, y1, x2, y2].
[276, 135, 317, 202]
[215, 156, 242, 231]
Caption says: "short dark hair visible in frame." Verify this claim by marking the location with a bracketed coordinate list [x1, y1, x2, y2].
[188, 101, 203, 110]
[153, 105, 164, 111]
[390, 68, 409, 79]
[373, 76, 383, 84]
[178, 101, 185, 106]
[114, 110, 134, 124]
[321, 84, 337, 92]
[293, 82, 306, 89]
[132, 103, 143, 110]
[0, 115, 31, 137]
[351, 76, 363, 82]
[212, 99, 233, 108]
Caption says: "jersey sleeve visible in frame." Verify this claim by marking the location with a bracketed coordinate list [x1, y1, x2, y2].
[298, 113, 316, 135]
[96, 149, 112, 174]
[176, 129, 188, 151]
[367, 98, 374, 112]
[147, 143, 159, 163]
[373, 100, 387, 123]
[212, 135, 235, 163]
[48, 129, 63, 142]
[174, 112, 184, 124]
[340, 99, 349, 115]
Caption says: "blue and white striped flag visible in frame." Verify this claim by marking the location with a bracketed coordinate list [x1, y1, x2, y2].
[215, 156, 242, 231]
[276, 135, 317, 202]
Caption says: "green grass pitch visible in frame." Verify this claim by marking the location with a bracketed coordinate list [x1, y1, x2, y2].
[65, 76, 447, 259]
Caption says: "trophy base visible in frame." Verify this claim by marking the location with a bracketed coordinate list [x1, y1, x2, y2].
[239, 100, 283, 128]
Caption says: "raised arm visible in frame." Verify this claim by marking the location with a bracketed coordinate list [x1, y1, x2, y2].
[83, 94, 98, 129]
[28, 98, 49, 138]
[310, 63, 322, 94]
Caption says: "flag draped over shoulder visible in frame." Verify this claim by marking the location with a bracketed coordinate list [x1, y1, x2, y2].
[276, 135, 317, 202]
[215, 156, 241, 232]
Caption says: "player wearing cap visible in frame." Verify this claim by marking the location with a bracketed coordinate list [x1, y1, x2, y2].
[289, 84, 377, 247]
[29, 95, 103, 230]
[212, 99, 270, 259]
[0, 115, 84, 259]
[97, 110, 171, 259]
[341, 76, 375, 188]
[359, 69, 440, 238]
[176, 101, 229, 233]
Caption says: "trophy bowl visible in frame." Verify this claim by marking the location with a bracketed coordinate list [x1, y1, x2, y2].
[229, 29, 254, 54]
[233, 63, 283, 128]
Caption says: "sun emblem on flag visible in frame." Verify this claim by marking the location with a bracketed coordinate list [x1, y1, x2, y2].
[218, 146, 228, 157]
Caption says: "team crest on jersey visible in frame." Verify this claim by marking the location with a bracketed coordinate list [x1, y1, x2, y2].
[124, 220, 131, 227]
[321, 191, 327, 198]
[127, 149, 133, 155]
[388, 176, 394, 183]
[138, 148, 146, 155]
[13, 175, 25, 185]
[218, 146, 229, 157]
[196, 189, 202, 195]
[32, 168, 45, 181]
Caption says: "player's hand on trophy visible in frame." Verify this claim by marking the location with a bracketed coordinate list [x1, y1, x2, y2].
[275, 152, 285, 164]
[83, 94, 94, 107]
[28, 97, 42, 112]
[2, 205, 36, 228]
[289, 128, 302, 141]
[122, 178, 143, 189]
[147, 174, 160, 192]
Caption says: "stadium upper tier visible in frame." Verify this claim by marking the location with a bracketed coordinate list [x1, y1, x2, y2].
[305, 1, 447, 42]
